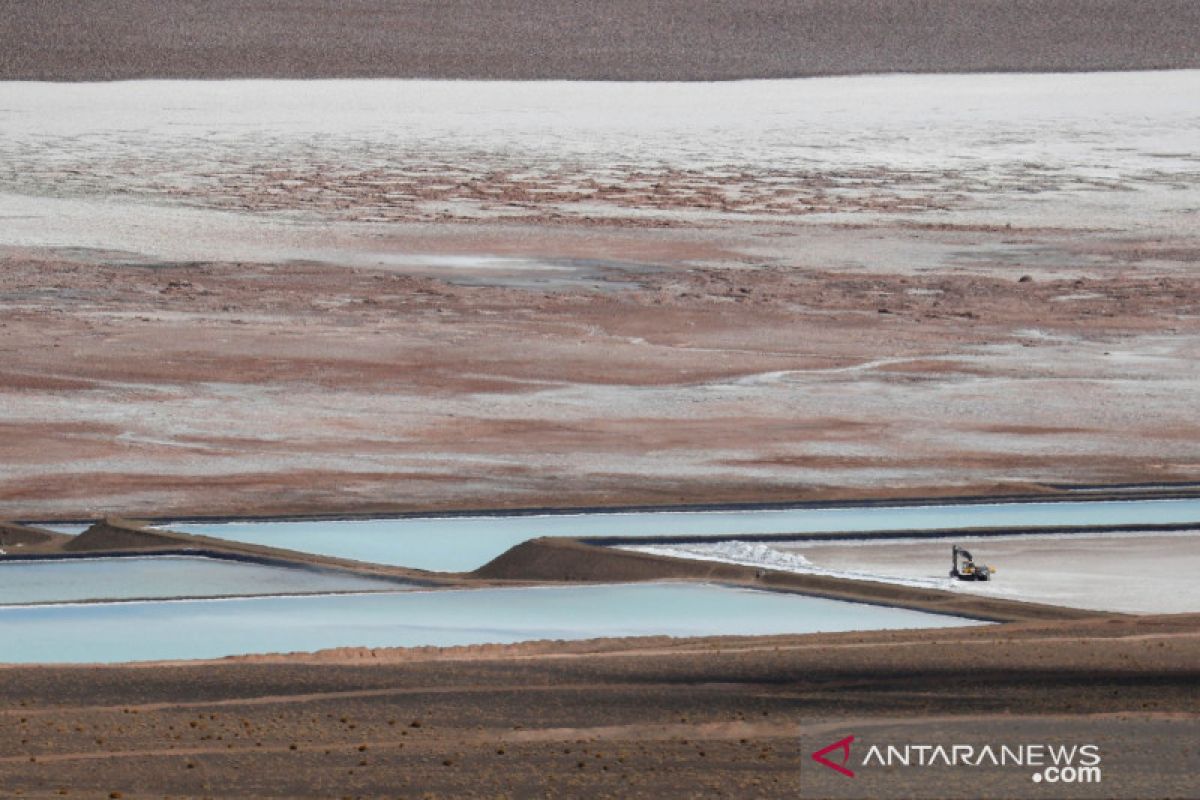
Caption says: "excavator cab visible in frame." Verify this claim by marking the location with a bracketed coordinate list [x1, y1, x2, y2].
[950, 545, 993, 581]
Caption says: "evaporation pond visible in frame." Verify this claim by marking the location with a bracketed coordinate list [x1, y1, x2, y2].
[0, 582, 979, 663]
[0, 556, 407, 605]
[164, 497, 1200, 572]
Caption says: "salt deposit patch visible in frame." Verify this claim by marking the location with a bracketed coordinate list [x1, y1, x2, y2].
[620, 541, 950, 591]
[633, 532, 1200, 614]
[1, 71, 1197, 262]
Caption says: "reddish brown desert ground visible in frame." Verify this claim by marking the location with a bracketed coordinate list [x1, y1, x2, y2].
[4, 0, 1200, 81]
[3, 221, 1199, 519]
[1, 617, 1199, 799]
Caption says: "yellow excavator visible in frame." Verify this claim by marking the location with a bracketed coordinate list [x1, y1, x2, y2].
[950, 545, 994, 581]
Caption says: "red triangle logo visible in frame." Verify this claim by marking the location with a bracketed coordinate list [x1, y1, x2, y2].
[811, 735, 856, 778]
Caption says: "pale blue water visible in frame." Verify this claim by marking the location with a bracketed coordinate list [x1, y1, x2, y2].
[0, 583, 978, 664]
[168, 498, 1200, 572]
[0, 556, 407, 605]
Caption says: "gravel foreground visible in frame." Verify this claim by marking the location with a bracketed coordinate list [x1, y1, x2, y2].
[4, 0, 1200, 81]
[1, 617, 1197, 798]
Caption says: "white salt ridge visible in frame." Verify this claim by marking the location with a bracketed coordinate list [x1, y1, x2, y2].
[620, 541, 953, 591]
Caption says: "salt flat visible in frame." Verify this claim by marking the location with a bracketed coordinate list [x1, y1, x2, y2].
[1, 72, 1198, 263]
[1, 72, 1198, 517]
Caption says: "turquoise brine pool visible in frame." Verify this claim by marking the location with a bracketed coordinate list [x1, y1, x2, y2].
[166, 498, 1200, 572]
[0, 556, 408, 605]
[0, 582, 979, 664]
